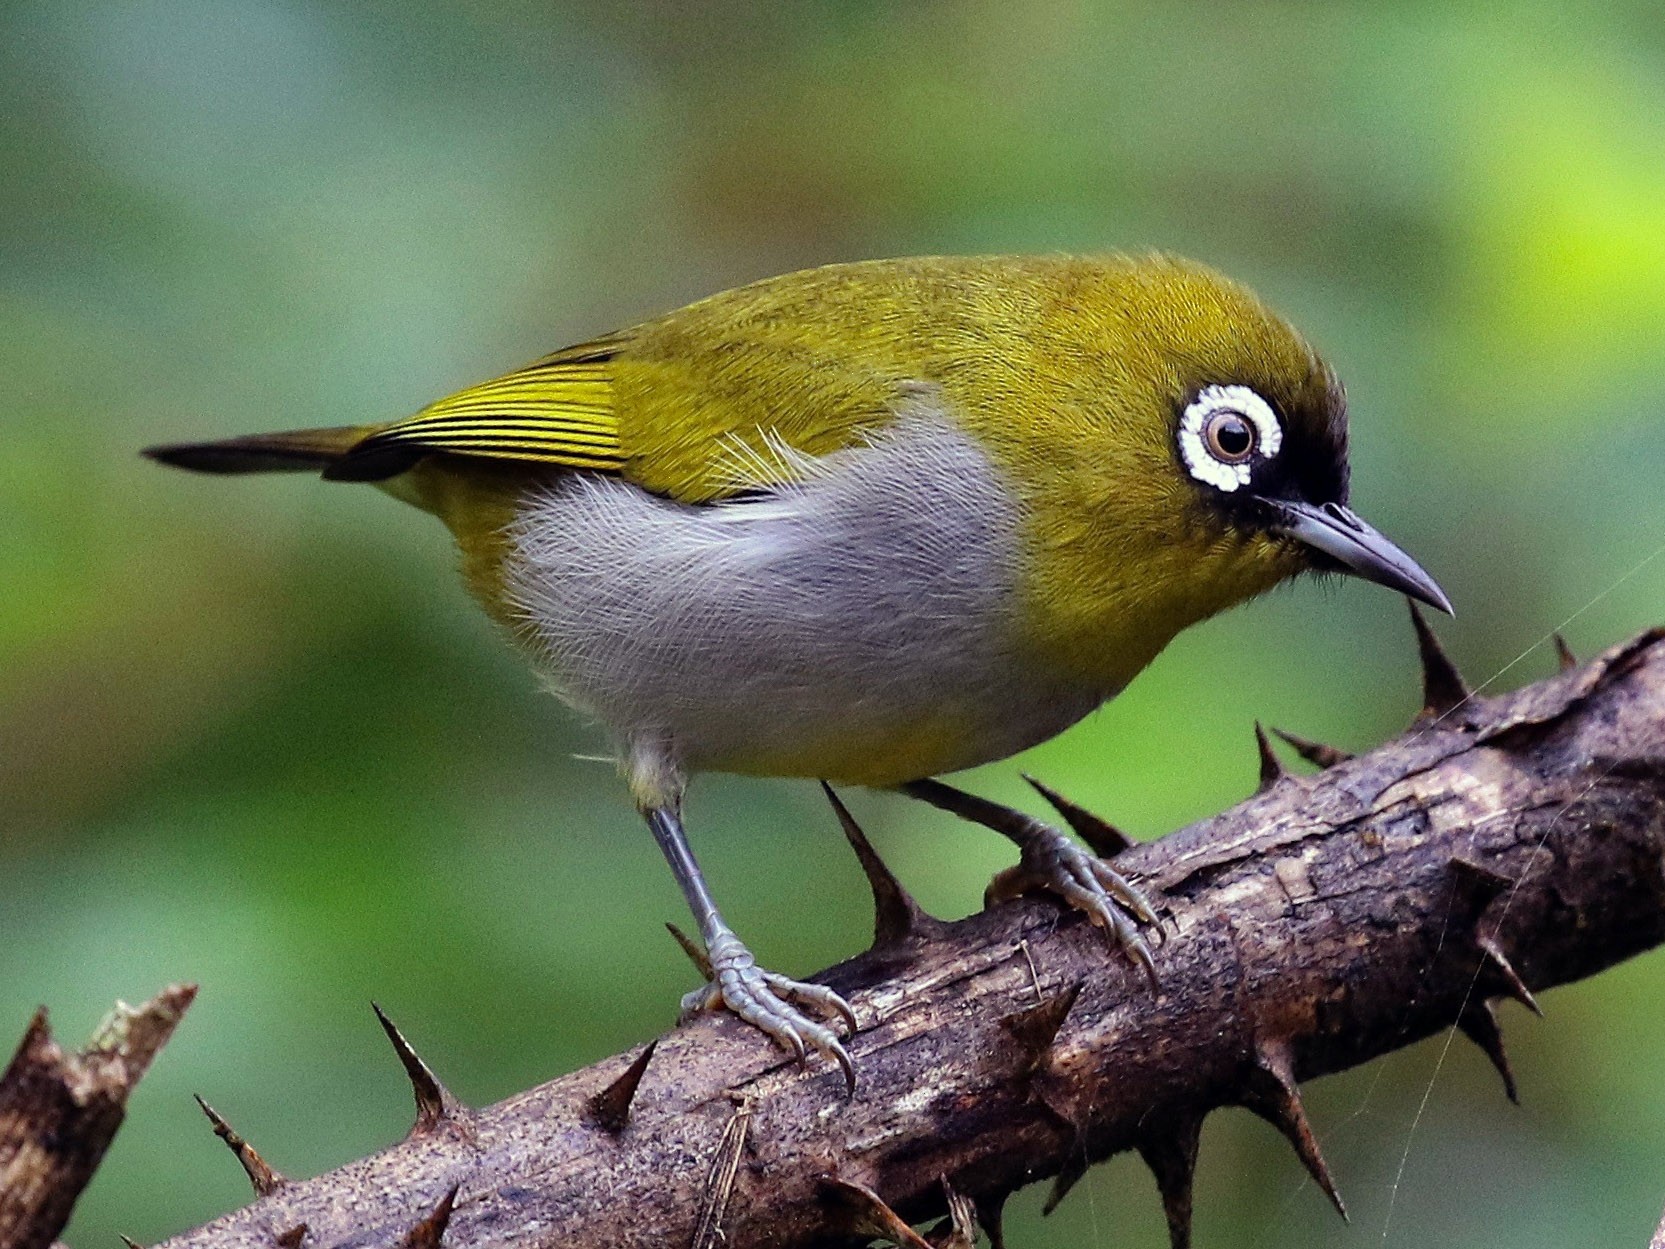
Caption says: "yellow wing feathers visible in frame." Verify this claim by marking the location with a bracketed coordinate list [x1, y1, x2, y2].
[338, 356, 626, 477]
[341, 259, 1019, 494]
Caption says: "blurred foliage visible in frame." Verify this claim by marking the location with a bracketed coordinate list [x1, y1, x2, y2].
[3, 2, 1663, 1245]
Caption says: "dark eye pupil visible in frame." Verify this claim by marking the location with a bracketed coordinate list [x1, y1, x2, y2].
[1217, 421, 1250, 454]
[1210, 413, 1254, 459]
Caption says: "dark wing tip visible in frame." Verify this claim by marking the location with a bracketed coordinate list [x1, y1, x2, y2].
[141, 440, 317, 474]
[144, 432, 366, 475]
[319, 439, 428, 481]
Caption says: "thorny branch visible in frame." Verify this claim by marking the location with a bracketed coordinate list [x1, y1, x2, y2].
[11, 613, 1665, 1249]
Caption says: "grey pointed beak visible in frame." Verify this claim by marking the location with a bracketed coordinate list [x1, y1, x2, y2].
[1275, 500, 1454, 615]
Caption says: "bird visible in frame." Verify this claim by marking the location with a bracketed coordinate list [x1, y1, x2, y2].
[146, 253, 1451, 1087]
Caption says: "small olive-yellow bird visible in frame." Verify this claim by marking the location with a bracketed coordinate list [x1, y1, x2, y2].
[148, 255, 1449, 1084]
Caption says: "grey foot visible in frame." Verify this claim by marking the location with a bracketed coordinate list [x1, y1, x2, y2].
[989, 823, 1161, 989]
[678, 930, 858, 1090]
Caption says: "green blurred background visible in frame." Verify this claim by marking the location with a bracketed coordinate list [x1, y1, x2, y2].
[4, 2, 1664, 1245]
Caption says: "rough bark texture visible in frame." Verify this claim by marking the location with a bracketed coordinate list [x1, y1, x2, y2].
[0, 985, 197, 1249]
[111, 625, 1665, 1247]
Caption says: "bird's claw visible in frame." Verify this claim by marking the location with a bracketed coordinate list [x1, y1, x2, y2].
[994, 821, 1161, 990]
[678, 932, 858, 1090]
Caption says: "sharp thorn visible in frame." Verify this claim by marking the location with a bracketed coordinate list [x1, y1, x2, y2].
[1271, 727, 1353, 769]
[1253, 722, 1289, 793]
[587, 1040, 657, 1134]
[1477, 936, 1542, 1016]
[193, 1095, 286, 1197]
[401, 1185, 459, 1249]
[974, 1191, 1010, 1249]
[1000, 981, 1083, 1071]
[12, 1007, 50, 1063]
[820, 1177, 934, 1248]
[1553, 633, 1577, 672]
[1409, 600, 1469, 718]
[1243, 1041, 1346, 1220]
[1021, 774, 1135, 857]
[1449, 856, 1515, 906]
[1459, 1000, 1520, 1104]
[275, 1226, 309, 1249]
[120, 1236, 144, 1249]
[1137, 1113, 1204, 1249]
[372, 1003, 468, 1137]
[665, 922, 714, 980]
[821, 782, 943, 948]
[1042, 1146, 1090, 1216]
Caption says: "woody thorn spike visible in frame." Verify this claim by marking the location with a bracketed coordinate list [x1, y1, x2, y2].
[1241, 1039, 1346, 1219]
[974, 1191, 1010, 1249]
[665, 922, 715, 981]
[586, 1041, 658, 1135]
[1271, 726, 1354, 769]
[821, 782, 946, 949]
[400, 1186, 458, 1249]
[1458, 1000, 1521, 1104]
[1554, 633, 1577, 672]
[999, 982, 1083, 1074]
[1409, 600, 1470, 718]
[1253, 721, 1290, 793]
[1449, 855, 1516, 905]
[1446, 859, 1542, 1017]
[1476, 936, 1543, 1016]
[192, 1096, 286, 1198]
[371, 1003, 472, 1140]
[1042, 1126, 1091, 1216]
[1020, 774, 1136, 857]
[1136, 1112, 1205, 1249]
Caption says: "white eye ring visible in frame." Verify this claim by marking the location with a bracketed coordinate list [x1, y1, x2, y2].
[1178, 384, 1283, 492]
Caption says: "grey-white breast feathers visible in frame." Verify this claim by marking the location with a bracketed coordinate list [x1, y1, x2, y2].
[501, 409, 1099, 784]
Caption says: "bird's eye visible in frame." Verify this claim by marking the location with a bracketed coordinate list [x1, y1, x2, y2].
[1178, 384, 1283, 493]
[1205, 411, 1256, 462]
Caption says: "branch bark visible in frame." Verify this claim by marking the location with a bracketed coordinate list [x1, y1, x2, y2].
[0, 984, 197, 1249]
[151, 620, 1665, 1249]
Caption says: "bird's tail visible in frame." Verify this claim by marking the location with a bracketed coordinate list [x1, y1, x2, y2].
[143, 424, 391, 476]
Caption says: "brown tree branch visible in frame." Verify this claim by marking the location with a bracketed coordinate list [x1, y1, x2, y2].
[130, 617, 1664, 1249]
[0, 984, 197, 1249]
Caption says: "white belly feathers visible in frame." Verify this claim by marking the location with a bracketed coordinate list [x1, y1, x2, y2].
[501, 415, 1104, 787]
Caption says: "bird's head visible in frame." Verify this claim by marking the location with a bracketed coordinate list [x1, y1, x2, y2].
[1168, 268, 1450, 615]
[1009, 255, 1450, 678]
[1082, 257, 1447, 609]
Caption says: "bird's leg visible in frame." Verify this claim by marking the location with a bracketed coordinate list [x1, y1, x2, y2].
[899, 778, 1160, 988]
[643, 803, 858, 1088]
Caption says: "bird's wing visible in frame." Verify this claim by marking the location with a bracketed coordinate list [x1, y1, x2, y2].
[332, 335, 632, 480]
[333, 259, 1008, 499]
[332, 326, 904, 500]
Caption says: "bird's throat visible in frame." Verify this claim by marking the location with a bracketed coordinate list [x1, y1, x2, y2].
[1017, 527, 1301, 692]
